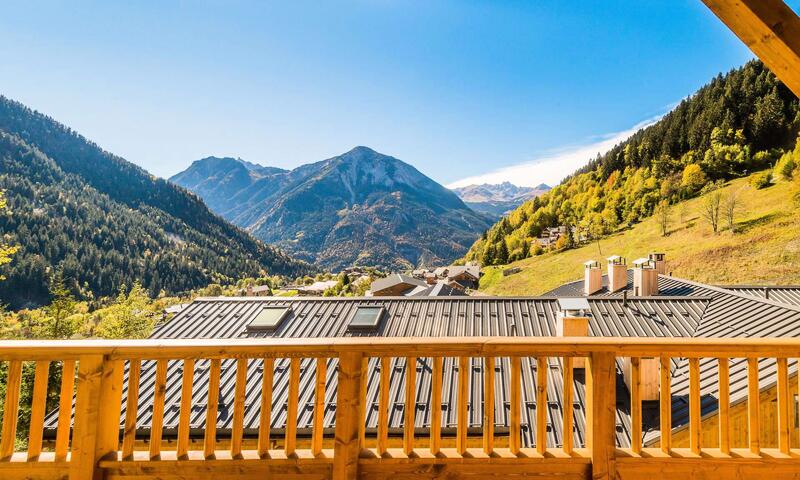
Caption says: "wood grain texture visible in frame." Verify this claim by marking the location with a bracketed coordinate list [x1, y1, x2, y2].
[285, 357, 300, 457]
[483, 356, 494, 455]
[509, 356, 521, 455]
[204, 359, 221, 459]
[258, 357, 274, 458]
[403, 357, 416, 455]
[701, 0, 800, 97]
[149, 359, 168, 459]
[377, 356, 390, 456]
[0, 360, 22, 459]
[718, 357, 730, 455]
[562, 356, 574, 455]
[430, 356, 442, 456]
[176, 358, 194, 459]
[26, 360, 50, 460]
[688, 357, 701, 454]
[659, 356, 671, 454]
[230, 358, 248, 458]
[122, 360, 141, 460]
[55, 359, 76, 461]
[747, 357, 760, 455]
[587, 352, 616, 480]
[457, 356, 469, 456]
[536, 357, 547, 455]
[333, 352, 362, 480]
[312, 357, 327, 456]
[629, 357, 641, 455]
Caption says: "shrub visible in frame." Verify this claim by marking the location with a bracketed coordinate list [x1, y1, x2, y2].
[774, 151, 797, 180]
[750, 171, 772, 189]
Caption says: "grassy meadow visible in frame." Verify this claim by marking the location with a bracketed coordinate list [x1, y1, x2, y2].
[479, 173, 800, 296]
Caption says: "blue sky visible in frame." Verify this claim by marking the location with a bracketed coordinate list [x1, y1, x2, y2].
[0, 1, 770, 187]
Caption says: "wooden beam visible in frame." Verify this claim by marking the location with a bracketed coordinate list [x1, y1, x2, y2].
[587, 352, 616, 480]
[333, 352, 363, 480]
[702, 0, 800, 97]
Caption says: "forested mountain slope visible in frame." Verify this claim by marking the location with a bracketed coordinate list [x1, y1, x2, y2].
[0, 96, 310, 309]
[467, 60, 800, 266]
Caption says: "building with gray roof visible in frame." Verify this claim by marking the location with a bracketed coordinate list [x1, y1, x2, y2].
[44, 270, 800, 450]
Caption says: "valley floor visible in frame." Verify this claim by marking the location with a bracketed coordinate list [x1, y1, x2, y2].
[479, 173, 800, 296]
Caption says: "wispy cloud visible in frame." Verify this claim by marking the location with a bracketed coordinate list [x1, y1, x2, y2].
[447, 113, 666, 189]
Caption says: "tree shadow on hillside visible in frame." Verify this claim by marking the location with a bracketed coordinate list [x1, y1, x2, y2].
[734, 213, 781, 234]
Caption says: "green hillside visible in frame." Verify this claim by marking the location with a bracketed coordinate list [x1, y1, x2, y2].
[0, 96, 312, 309]
[467, 60, 800, 278]
[478, 173, 800, 295]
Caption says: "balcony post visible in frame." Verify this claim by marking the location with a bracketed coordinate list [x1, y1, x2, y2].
[333, 352, 364, 480]
[70, 355, 124, 480]
[586, 352, 616, 480]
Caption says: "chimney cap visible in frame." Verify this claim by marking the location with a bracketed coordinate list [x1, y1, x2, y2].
[633, 257, 655, 269]
[557, 297, 591, 316]
[607, 255, 626, 265]
[584, 260, 600, 268]
[648, 252, 665, 261]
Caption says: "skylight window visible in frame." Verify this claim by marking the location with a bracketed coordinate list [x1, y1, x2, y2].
[348, 306, 385, 331]
[246, 306, 291, 332]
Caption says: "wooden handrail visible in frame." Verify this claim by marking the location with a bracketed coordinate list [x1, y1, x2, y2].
[0, 336, 799, 359]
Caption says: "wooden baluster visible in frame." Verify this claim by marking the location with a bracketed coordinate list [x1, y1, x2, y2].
[718, 357, 730, 455]
[149, 359, 168, 459]
[629, 358, 641, 455]
[777, 357, 790, 454]
[176, 359, 194, 459]
[689, 357, 701, 455]
[377, 357, 390, 456]
[359, 357, 368, 449]
[509, 356, 521, 455]
[659, 356, 671, 454]
[457, 356, 469, 456]
[587, 352, 616, 480]
[122, 360, 141, 459]
[204, 359, 221, 459]
[483, 356, 494, 455]
[312, 357, 327, 456]
[333, 352, 363, 480]
[27, 360, 50, 461]
[0, 360, 23, 459]
[404, 357, 417, 455]
[562, 357, 574, 455]
[285, 357, 300, 457]
[55, 360, 76, 461]
[72, 355, 124, 480]
[429, 356, 442, 456]
[231, 358, 248, 458]
[747, 357, 760, 455]
[258, 358, 274, 458]
[536, 357, 548, 455]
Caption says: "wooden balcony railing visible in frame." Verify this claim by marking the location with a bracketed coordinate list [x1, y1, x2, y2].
[0, 337, 799, 480]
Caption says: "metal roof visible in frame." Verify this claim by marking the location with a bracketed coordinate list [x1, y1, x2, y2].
[44, 277, 800, 450]
[717, 285, 800, 306]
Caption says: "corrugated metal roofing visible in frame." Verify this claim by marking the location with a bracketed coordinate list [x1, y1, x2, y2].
[718, 285, 800, 306]
[43, 296, 711, 449]
[43, 276, 800, 450]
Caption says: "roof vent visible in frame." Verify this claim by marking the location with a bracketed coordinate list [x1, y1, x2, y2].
[348, 306, 385, 332]
[584, 260, 602, 296]
[607, 256, 628, 293]
[246, 306, 292, 332]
